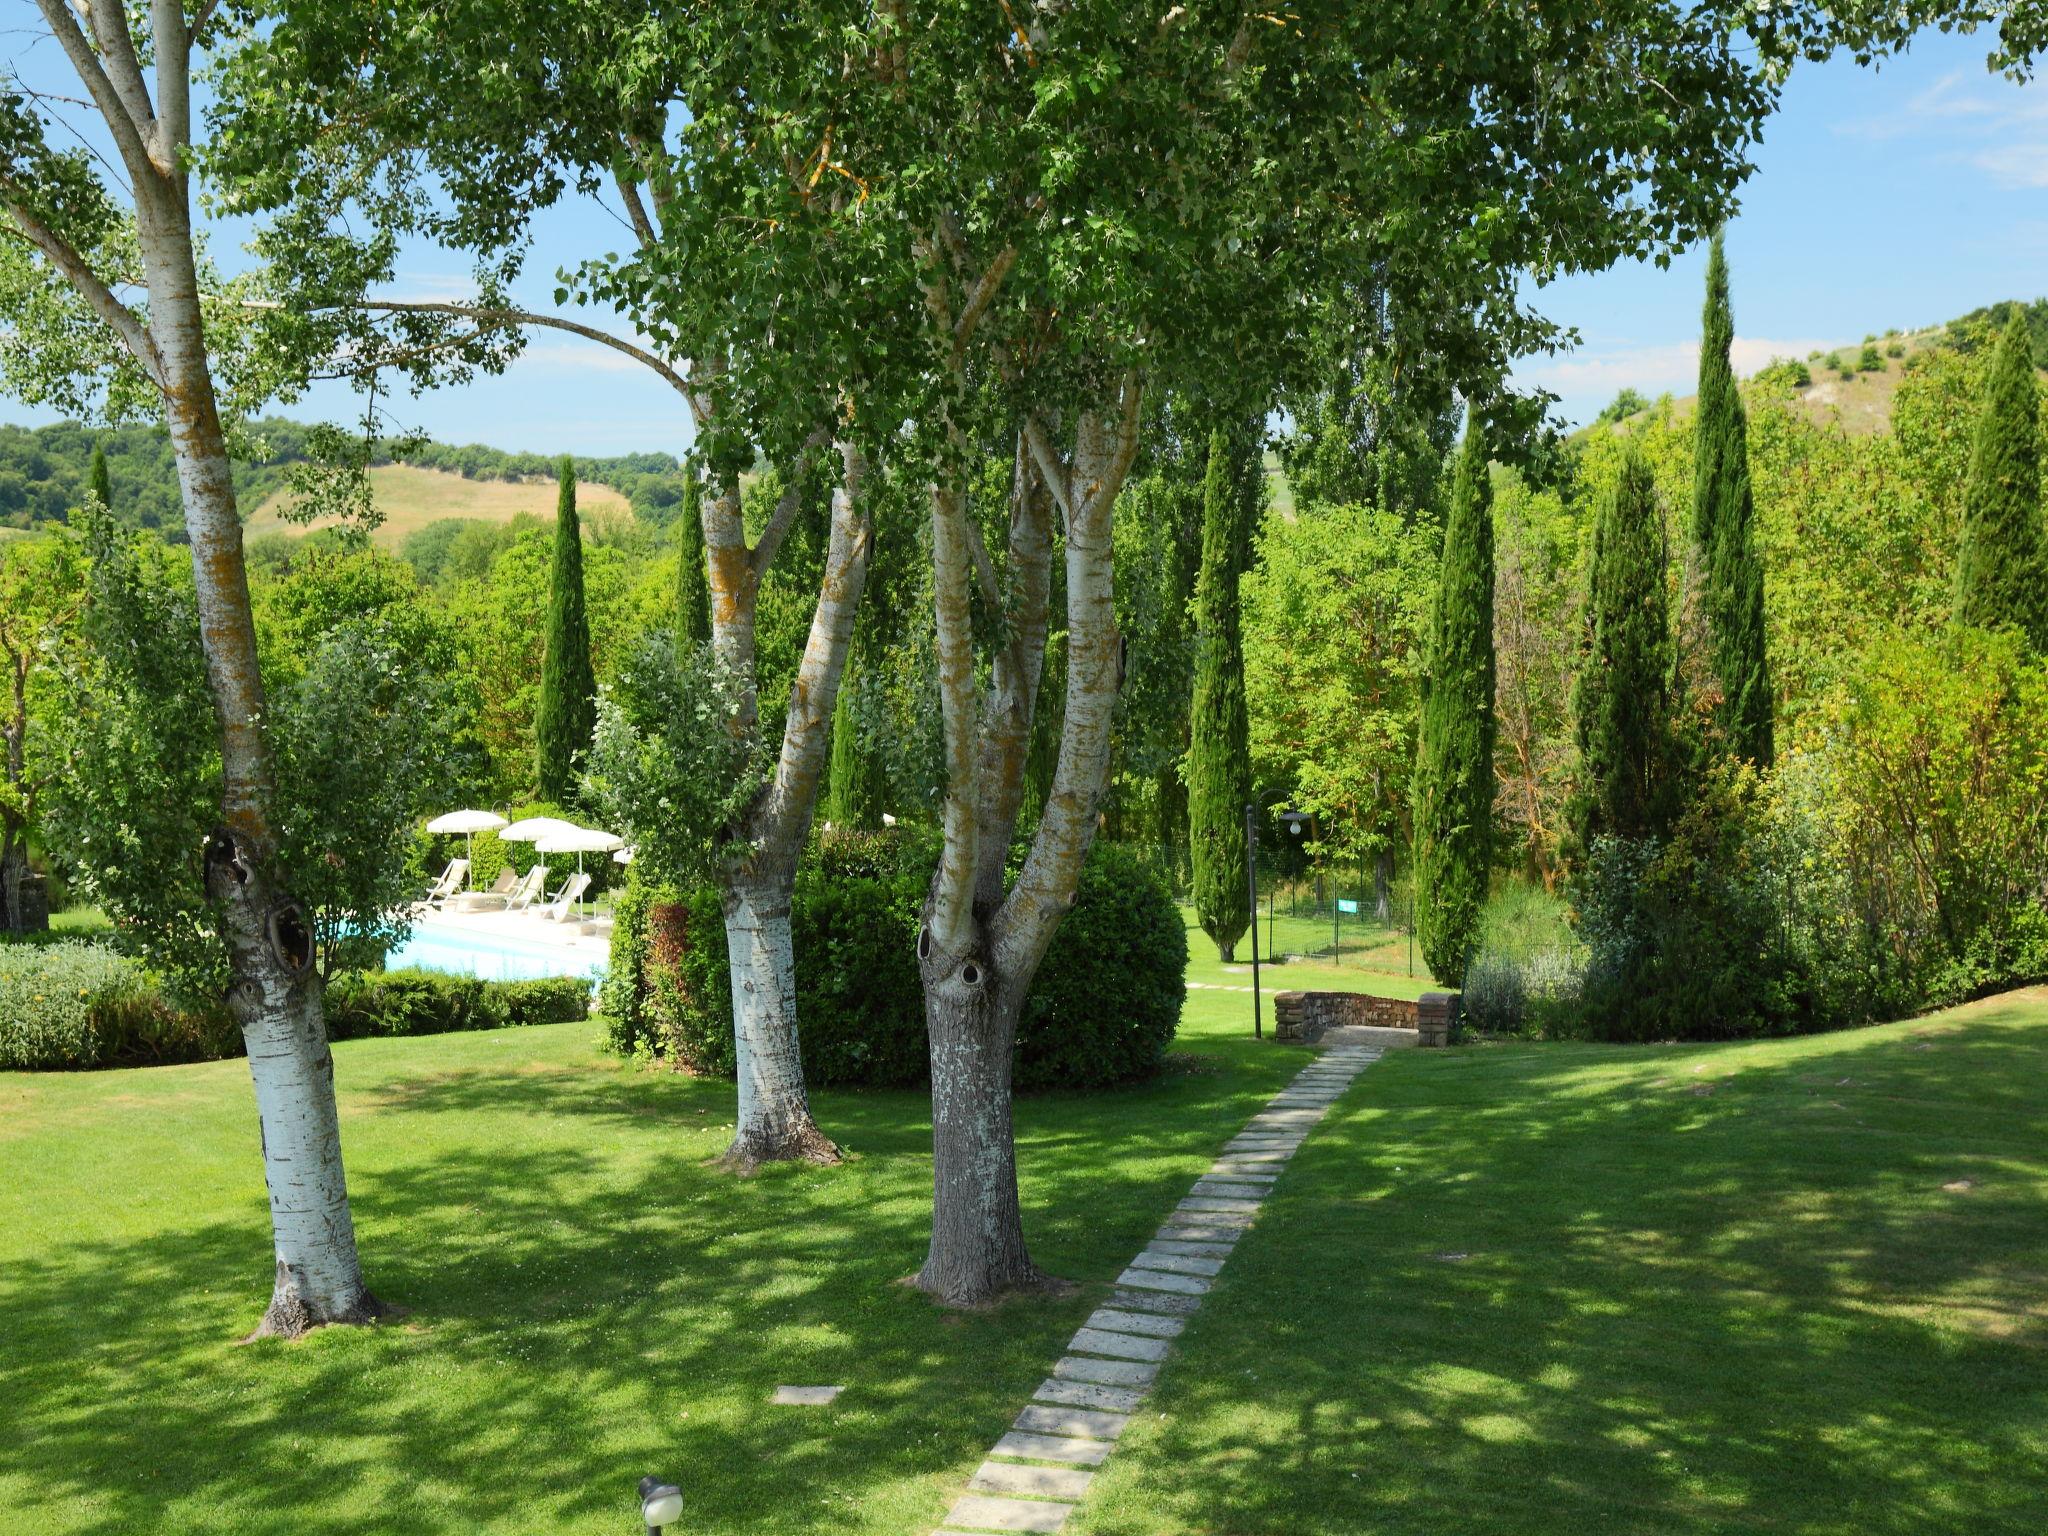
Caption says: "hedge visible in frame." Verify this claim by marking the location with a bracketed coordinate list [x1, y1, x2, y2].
[608, 837, 1187, 1090]
[1, 944, 591, 1070]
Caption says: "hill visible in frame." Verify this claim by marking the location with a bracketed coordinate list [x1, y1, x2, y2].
[245, 464, 631, 547]
[1598, 297, 2048, 438]
[0, 416, 682, 539]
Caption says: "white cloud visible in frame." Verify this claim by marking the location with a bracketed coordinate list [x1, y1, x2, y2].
[1516, 335, 1841, 398]
[1970, 141, 2048, 189]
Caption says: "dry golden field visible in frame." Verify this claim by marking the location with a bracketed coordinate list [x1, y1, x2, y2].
[245, 464, 630, 547]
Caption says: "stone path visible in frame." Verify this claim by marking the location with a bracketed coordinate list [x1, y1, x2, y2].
[929, 1045, 1382, 1535]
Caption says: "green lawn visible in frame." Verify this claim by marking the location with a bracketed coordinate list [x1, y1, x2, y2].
[6, 975, 2044, 1535]
[1180, 903, 1435, 1000]
[0, 984, 1304, 1536]
[1076, 986, 2048, 1536]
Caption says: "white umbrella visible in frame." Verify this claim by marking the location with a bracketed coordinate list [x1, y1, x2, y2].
[499, 816, 583, 844]
[425, 809, 508, 889]
[535, 826, 625, 917]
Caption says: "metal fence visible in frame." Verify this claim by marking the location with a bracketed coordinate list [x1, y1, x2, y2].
[1254, 870, 1418, 975]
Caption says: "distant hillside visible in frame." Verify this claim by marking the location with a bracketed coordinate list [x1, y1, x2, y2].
[1595, 298, 2048, 439]
[245, 463, 631, 548]
[0, 416, 682, 538]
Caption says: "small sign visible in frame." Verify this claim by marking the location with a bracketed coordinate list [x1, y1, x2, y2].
[1337, 899, 1360, 915]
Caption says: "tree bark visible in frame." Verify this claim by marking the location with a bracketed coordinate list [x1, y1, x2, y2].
[147, 207, 378, 1335]
[916, 384, 1141, 1306]
[700, 435, 871, 1167]
[916, 967, 1041, 1303]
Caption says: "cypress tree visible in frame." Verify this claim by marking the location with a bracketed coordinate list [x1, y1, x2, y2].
[676, 465, 712, 647]
[1413, 426, 1496, 987]
[1691, 231, 1775, 763]
[1954, 309, 2048, 651]
[1571, 445, 1674, 854]
[88, 444, 112, 513]
[823, 654, 887, 830]
[537, 455, 597, 805]
[1188, 423, 1259, 961]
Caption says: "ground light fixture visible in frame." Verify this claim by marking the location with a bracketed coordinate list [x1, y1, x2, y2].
[639, 1476, 683, 1533]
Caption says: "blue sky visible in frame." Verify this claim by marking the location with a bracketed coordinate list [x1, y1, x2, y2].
[5, 23, 2043, 452]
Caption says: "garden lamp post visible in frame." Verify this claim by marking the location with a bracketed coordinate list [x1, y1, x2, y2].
[1277, 808, 1308, 961]
[639, 1476, 683, 1535]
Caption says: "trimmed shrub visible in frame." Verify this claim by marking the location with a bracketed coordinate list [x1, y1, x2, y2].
[626, 837, 1185, 1090]
[326, 967, 590, 1040]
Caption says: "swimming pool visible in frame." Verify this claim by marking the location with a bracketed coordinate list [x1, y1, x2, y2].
[384, 916, 608, 985]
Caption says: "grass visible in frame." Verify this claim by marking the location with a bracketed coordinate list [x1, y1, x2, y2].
[1180, 902, 1437, 1001]
[0, 982, 1304, 1536]
[1075, 986, 2048, 1536]
[6, 958, 2043, 1534]
[244, 465, 631, 548]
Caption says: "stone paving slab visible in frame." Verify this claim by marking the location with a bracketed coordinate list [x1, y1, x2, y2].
[1116, 1265, 1211, 1294]
[1110, 1287, 1203, 1315]
[931, 1043, 1387, 1535]
[943, 1493, 1074, 1532]
[991, 1431, 1113, 1466]
[1087, 1308, 1183, 1338]
[1053, 1355, 1159, 1386]
[1032, 1378, 1147, 1413]
[1069, 1327, 1171, 1361]
[1154, 1225, 1243, 1244]
[1130, 1250, 1224, 1277]
[1015, 1403, 1129, 1440]
[971, 1461, 1095, 1499]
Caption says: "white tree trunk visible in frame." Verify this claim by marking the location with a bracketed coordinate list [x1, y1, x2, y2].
[698, 435, 870, 1166]
[722, 879, 836, 1167]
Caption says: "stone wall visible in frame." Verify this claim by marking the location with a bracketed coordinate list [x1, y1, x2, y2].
[1272, 990, 1417, 1042]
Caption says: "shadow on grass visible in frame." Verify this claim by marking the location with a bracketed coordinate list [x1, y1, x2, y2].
[0, 1025, 1298, 1536]
[1078, 991, 2048, 1536]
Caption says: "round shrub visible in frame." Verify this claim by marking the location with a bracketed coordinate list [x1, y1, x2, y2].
[621, 836, 1185, 1090]
[1020, 842, 1187, 1088]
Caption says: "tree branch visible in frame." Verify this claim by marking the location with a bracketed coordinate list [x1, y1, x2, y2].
[1021, 413, 1076, 527]
[150, 0, 191, 164]
[276, 297, 693, 398]
[954, 245, 1016, 349]
[614, 167, 658, 250]
[32, 0, 155, 183]
[0, 195, 164, 387]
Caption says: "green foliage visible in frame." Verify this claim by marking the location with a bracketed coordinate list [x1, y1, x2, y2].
[1188, 426, 1259, 960]
[1570, 446, 1676, 855]
[1953, 311, 2048, 649]
[45, 511, 470, 997]
[674, 470, 710, 647]
[823, 655, 888, 831]
[1943, 296, 2048, 368]
[585, 631, 768, 890]
[537, 458, 598, 804]
[1412, 429, 1496, 987]
[1859, 343, 1884, 373]
[326, 968, 591, 1040]
[1691, 233, 1775, 765]
[0, 942, 237, 1070]
[621, 840, 1183, 1091]
[1753, 358, 1812, 390]
[1572, 769, 1819, 1042]
[1596, 388, 1651, 426]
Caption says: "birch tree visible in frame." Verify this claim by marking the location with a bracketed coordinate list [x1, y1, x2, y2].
[0, 3, 378, 1334]
[213, 4, 890, 1166]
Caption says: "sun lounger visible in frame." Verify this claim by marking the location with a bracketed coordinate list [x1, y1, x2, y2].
[540, 871, 591, 922]
[486, 867, 519, 897]
[505, 864, 549, 911]
[424, 858, 469, 905]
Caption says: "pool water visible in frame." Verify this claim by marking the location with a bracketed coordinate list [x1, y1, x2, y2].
[384, 917, 608, 985]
